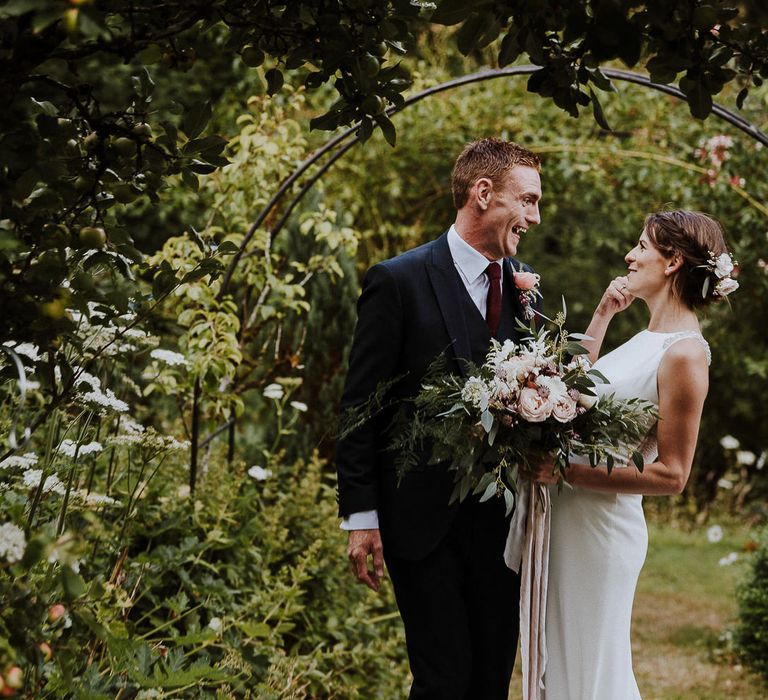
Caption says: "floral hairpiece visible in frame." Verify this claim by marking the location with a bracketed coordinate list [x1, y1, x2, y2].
[701, 251, 739, 299]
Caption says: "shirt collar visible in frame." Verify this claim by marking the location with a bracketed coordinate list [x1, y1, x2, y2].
[447, 224, 503, 284]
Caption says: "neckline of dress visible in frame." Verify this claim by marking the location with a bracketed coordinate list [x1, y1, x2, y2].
[641, 328, 703, 337]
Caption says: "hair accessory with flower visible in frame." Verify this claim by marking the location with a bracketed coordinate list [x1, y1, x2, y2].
[700, 251, 739, 299]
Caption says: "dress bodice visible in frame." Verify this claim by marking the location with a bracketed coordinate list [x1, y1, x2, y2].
[589, 329, 711, 463]
[592, 329, 711, 406]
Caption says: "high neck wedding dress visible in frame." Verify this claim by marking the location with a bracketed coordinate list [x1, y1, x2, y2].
[543, 329, 711, 700]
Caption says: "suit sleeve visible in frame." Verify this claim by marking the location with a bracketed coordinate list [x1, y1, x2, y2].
[336, 263, 404, 517]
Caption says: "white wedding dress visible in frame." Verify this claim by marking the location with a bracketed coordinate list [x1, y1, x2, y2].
[543, 329, 710, 700]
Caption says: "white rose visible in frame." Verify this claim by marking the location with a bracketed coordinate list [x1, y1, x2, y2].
[516, 387, 552, 423]
[715, 278, 739, 296]
[714, 253, 734, 278]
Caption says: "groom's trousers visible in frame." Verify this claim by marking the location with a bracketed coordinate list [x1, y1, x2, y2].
[384, 495, 521, 700]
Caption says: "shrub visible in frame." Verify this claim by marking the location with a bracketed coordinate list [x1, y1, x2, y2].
[735, 529, 768, 680]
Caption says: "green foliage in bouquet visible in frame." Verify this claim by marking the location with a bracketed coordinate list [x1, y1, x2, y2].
[735, 529, 768, 681]
[388, 310, 658, 509]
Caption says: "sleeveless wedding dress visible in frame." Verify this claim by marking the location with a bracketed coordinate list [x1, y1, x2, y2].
[543, 329, 711, 700]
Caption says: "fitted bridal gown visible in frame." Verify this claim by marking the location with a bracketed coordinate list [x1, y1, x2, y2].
[543, 329, 710, 700]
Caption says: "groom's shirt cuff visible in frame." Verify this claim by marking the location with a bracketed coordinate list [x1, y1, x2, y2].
[340, 510, 379, 530]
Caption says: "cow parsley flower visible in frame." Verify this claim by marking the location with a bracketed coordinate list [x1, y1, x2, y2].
[0, 452, 38, 471]
[290, 401, 308, 412]
[263, 383, 284, 400]
[248, 465, 273, 481]
[80, 388, 130, 413]
[57, 439, 103, 458]
[0, 522, 26, 563]
[150, 348, 188, 367]
[2, 341, 41, 363]
[22, 469, 66, 495]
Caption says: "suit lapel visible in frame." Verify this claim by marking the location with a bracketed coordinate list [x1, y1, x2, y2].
[426, 232, 472, 377]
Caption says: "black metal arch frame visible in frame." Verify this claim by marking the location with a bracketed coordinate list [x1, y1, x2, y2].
[217, 65, 768, 299]
[186, 66, 768, 488]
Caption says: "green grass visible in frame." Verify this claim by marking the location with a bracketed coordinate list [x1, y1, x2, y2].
[509, 519, 767, 699]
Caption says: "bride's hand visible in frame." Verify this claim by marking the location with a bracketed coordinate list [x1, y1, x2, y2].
[596, 275, 634, 317]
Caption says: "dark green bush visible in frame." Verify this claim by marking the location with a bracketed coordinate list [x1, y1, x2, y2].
[735, 530, 768, 680]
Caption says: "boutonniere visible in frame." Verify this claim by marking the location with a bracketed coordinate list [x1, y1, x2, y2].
[514, 271, 542, 320]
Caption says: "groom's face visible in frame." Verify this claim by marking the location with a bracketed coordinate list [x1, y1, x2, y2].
[483, 165, 542, 258]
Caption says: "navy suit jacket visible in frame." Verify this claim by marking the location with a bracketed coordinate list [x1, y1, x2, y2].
[336, 231, 539, 560]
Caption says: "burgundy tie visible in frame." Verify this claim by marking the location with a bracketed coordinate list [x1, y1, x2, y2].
[485, 262, 502, 337]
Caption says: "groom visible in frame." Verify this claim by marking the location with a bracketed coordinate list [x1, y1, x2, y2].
[336, 138, 543, 699]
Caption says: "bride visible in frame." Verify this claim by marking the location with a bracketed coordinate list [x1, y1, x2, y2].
[533, 210, 738, 699]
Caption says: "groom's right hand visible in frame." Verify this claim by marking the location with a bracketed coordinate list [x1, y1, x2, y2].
[347, 529, 384, 592]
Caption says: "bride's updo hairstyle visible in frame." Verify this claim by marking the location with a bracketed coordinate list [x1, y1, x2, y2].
[644, 210, 730, 309]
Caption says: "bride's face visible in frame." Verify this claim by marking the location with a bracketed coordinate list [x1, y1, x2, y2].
[624, 229, 672, 297]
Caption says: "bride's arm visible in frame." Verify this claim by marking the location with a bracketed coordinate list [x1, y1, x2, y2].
[581, 276, 633, 363]
[540, 340, 709, 495]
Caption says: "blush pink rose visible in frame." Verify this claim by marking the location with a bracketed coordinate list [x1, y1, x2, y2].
[552, 396, 578, 423]
[517, 387, 552, 422]
[514, 271, 539, 291]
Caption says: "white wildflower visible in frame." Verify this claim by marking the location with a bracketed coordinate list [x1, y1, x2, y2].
[706, 524, 724, 543]
[120, 416, 146, 435]
[2, 341, 41, 362]
[57, 439, 103, 458]
[80, 388, 129, 413]
[290, 401, 308, 412]
[108, 434, 144, 447]
[461, 376, 491, 412]
[736, 450, 756, 466]
[0, 452, 38, 471]
[82, 492, 118, 507]
[720, 435, 740, 450]
[23, 469, 66, 495]
[207, 617, 223, 633]
[150, 348, 188, 367]
[263, 383, 284, 400]
[164, 436, 190, 451]
[0, 522, 26, 563]
[717, 478, 734, 489]
[248, 465, 273, 481]
[718, 552, 739, 566]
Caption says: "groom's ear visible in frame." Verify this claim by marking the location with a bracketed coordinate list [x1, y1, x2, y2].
[473, 177, 493, 210]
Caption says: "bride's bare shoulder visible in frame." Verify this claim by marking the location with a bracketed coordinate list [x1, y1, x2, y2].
[659, 338, 710, 391]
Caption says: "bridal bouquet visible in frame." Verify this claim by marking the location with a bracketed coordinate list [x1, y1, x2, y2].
[389, 311, 657, 510]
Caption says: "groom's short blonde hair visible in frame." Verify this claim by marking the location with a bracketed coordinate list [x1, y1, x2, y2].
[452, 138, 541, 209]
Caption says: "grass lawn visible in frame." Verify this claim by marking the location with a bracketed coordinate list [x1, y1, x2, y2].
[509, 519, 767, 699]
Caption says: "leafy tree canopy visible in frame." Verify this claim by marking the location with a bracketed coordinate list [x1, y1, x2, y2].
[0, 0, 766, 351]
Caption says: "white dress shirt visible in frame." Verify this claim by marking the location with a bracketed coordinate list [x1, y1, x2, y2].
[341, 225, 504, 530]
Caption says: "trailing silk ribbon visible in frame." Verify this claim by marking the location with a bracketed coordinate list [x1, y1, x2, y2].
[504, 481, 551, 700]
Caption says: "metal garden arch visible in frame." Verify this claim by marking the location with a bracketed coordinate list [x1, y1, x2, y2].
[191, 66, 768, 488]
